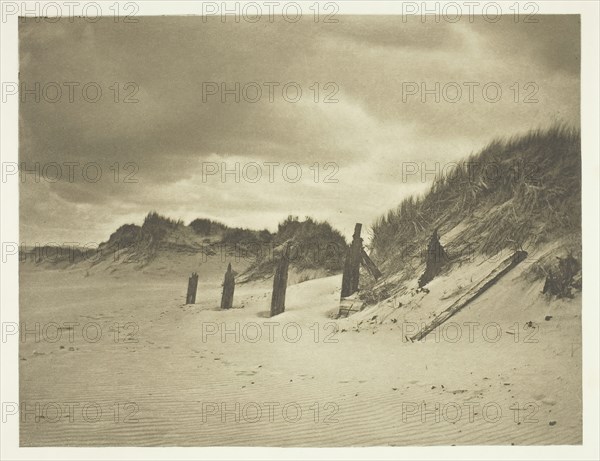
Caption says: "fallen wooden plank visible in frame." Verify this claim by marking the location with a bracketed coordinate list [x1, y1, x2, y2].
[361, 248, 383, 280]
[411, 250, 528, 341]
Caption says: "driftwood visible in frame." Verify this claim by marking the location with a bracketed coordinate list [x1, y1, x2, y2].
[220, 263, 235, 309]
[341, 223, 363, 298]
[411, 250, 528, 341]
[361, 248, 383, 280]
[185, 272, 199, 304]
[270, 245, 290, 317]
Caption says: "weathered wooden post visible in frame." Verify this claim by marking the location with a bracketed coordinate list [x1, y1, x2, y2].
[341, 246, 353, 298]
[350, 224, 363, 293]
[418, 228, 449, 287]
[270, 245, 290, 317]
[186, 272, 199, 304]
[361, 248, 383, 280]
[341, 223, 363, 298]
[220, 263, 235, 309]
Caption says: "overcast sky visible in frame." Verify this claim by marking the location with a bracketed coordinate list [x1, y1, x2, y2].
[19, 15, 580, 244]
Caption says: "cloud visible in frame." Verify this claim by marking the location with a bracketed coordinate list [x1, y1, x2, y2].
[19, 15, 580, 242]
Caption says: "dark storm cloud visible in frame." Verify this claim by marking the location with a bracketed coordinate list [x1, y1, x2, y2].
[470, 15, 580, 76]
[19, 15, 580, 243]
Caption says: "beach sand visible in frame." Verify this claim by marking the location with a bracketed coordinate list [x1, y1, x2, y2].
[19, 255, 581, 446]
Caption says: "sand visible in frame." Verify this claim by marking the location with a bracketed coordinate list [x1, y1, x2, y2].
[19, 253, 581, 446]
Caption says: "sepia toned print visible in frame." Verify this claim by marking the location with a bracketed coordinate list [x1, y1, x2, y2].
[14, 8, 582, 448]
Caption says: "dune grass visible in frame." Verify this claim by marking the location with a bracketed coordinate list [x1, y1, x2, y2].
[240, 215, 348, 281]
[370, 124, 581, 277]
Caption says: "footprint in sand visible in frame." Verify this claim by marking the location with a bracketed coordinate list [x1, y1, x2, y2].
[236, 370, 257, 376]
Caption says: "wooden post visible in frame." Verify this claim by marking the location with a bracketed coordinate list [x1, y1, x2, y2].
[361, 248, 383, 280]
[350, 223, 362, 293]
[418, 228, 449, 287]
[341, 246, 353, 298]
[341, 223, 363, 298]
[186, 272, 199, 304]
[220, 263, 235, 309]
[270, 245, 290, 317]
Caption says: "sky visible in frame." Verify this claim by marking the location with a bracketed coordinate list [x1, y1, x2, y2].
[19, 15, 580, 244]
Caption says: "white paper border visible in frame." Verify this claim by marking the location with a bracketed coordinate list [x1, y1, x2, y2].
[1, 1, 598, 460]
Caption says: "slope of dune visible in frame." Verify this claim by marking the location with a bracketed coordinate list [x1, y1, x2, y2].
[366, 125, 581, 294]
[352, 125, 581, 346]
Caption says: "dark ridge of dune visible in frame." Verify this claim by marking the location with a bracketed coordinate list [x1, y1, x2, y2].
[21, 212, 348, 280]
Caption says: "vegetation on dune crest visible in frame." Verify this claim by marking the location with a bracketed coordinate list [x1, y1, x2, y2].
[241, 215, 348, 280]
[188, 218, 227, 236]
[189, 218, 272, 244]
[106, 224, 142, 247]
[188, 215, 347, 278]
[370, 124, 581, 281]
[142, 212, 184, 241]
[94, 211, 346, 277]
[275, 215, 347, 271]
[104, 212, 183, 250]
[221, 227, 273, 245]
[97, 212, 187, 265]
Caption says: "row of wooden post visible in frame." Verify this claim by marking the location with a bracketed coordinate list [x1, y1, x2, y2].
[185, 256, 290, 318]
[185, 222, 380, 316]
[186, 248, 291, 318]
[186, 263, 236, 310]
[188, 223, 524, 338]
